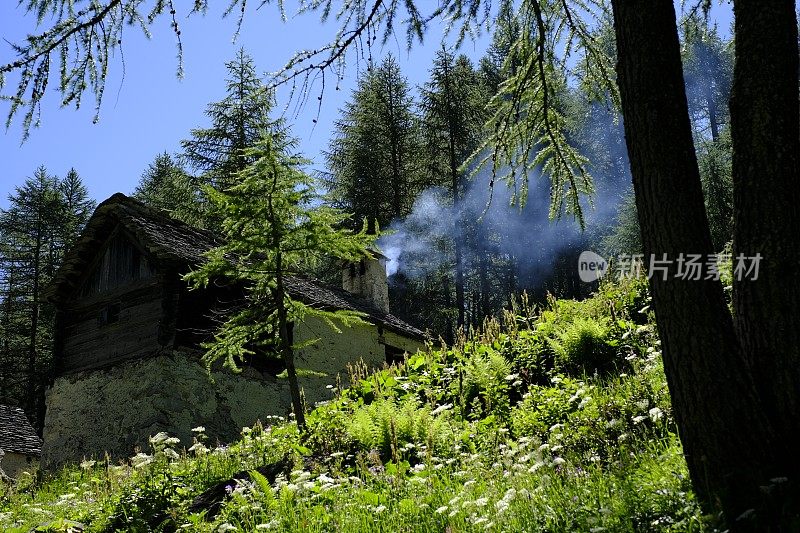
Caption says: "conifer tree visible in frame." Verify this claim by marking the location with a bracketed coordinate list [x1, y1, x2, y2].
[420, 48, 487, 329]
[323, 55, 423, 231]
[181, 49, 288, 192]
[134, 152, 202, 226]
[185, 137, 377, 430]
[0, 167, 93, 429]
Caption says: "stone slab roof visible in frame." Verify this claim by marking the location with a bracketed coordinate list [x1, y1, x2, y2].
[0, 405, 42, 457]
[46, 193, 425, 340]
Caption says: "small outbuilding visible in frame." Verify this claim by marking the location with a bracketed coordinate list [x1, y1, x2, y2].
[0, 405, 42, 479]
[42, 194, 425, 467]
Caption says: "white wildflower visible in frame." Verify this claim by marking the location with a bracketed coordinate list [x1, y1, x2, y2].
[131, 453, 153, 468]
[191, 426, 206, 433]
[431, 403, 453, 415]
[648, 407, 664, 421]
[435, 506, 448, 514]
[217, 524, 237, 532]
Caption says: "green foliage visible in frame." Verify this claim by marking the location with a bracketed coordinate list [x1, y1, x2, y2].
[549, 316, 616, 374]
[0, 166, 94, 427]
[0, 280, 716, 531]
[133, 151, 203, 226]
[323, 55, 423, 231]
[184, 136, 377, 371]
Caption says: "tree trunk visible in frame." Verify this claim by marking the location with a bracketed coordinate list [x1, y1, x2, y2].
[275, 251, 306, 430]
[610, 0, 781, 522]
[729, 0, 800, 486]
[27, 213, 42, 429]
[439, 51, 467, 330]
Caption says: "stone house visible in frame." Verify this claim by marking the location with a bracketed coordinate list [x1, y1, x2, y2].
[0, 405, 42, 479]
[42, 194, 424, 466]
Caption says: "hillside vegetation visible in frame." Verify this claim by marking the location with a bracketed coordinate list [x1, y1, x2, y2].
[0, 278, 717, 532]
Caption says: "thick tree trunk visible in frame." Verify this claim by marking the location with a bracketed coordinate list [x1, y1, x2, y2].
[730, 0, 800, 486]
[610, 0, 780, 522]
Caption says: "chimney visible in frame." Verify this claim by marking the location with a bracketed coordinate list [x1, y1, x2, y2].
[342, 251, 390, 313]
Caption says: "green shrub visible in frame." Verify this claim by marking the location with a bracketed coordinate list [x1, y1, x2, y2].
[549, 316, 619, 375]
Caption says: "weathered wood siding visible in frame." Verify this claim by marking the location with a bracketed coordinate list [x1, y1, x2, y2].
[58, 228, 170, 374]
[61, 283, 164, 373]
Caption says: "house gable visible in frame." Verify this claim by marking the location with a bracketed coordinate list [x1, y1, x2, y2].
[75, 227, 156, 301]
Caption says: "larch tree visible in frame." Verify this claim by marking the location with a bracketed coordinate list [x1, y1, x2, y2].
[420, 48, 488, 330]
[181, 47, 290, 229]
[184, 136, 377, 430]
[323, 55, 424, 231]
[134, 152, 202, 226]
[0, 167, 93, 430]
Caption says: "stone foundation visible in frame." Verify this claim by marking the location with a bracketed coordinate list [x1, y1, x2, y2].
[43, 319, 422, 467]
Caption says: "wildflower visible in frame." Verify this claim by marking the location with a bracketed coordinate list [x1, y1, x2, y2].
[131, 453, 153, 468]
[435, 506, 449, 514]
[80, 459, 96, 470]
[218, 524, 237, 532]
[191, 426, 206, 433]
[149, 432, 169, 445]
[431, 403, 453, 415]
[474, 517, 489, 525]
[189, 442, 209, 455]
[162, 448, 180, 460]
[528, 462, 544, 473]
[648, 407, 664, 421]
[474, 497, 489, 507]
[464, 479, 476, 488]
[375, 505, 387, 513]
[318, 473, 336, 484]
[632, 415, 647, 424]
[495, 499, 510, 514]
[552, 457, 566, 466]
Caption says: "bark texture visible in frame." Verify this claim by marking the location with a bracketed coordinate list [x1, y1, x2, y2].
[730, 0, 800, 483]
[610, 0, 782, 523]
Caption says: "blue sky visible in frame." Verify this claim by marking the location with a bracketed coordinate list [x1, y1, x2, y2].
[0, 3, 490, 207]
[0, 2, 734, 208]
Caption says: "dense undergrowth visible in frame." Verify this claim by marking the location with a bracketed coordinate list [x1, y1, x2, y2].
[0, 278, 719, 532]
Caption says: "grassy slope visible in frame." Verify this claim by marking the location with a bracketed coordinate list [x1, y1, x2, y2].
[1, 278, 719, 532]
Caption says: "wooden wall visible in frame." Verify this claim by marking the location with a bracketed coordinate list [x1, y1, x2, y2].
[60, 283, 165, 373]
[56, 228, 173, 374]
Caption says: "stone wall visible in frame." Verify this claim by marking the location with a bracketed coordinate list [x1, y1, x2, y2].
[43, 319, 422, 467]
[0, 450, 37, 479]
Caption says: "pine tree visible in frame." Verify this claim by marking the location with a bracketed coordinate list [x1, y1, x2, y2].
[181, 49, 288, 193]
[185, 137, 377, 430]
[134, 152, 202, 226]
[323, 55, 423, 231]
[420, 48, 488, 330]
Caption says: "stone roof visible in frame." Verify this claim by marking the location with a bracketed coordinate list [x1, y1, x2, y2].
[0, 405, 42, 457]
[46, 193, 424, 340]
